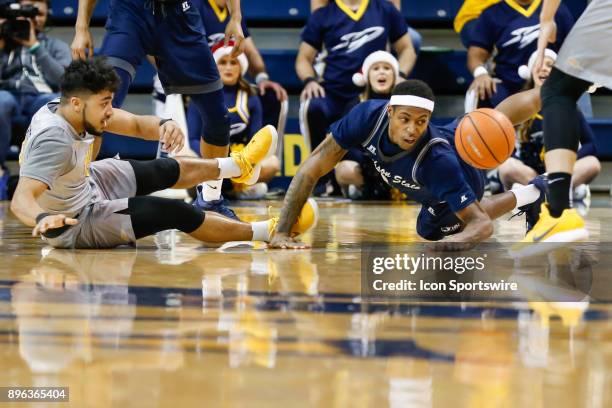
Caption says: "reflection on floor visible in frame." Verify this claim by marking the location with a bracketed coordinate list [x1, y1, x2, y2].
[1, 199, 611, 407]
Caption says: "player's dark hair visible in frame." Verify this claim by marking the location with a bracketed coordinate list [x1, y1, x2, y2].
[60, 57, 120, 102]
[391, 79, 435, 102]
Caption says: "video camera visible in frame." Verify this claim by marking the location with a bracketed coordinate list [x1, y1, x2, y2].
[0, 2, 38, 42]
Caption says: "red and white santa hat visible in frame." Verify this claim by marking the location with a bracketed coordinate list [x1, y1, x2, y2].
[518, 48, 557, 80]
[352, 50, 400, 87]
[211, 40, 249, 76]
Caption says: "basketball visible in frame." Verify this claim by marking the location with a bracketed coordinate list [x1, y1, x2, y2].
[455, 108, 516, 169]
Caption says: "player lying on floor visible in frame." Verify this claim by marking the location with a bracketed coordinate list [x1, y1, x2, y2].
[269, 79, 545, 251]
[10, 58, 316, 249]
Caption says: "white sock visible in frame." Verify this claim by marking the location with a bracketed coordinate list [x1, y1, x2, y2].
[199, 179, 222, 201]
[511, 184, 541, 210]
[251, 220, 271, 242]
[217, 157, 242, 179]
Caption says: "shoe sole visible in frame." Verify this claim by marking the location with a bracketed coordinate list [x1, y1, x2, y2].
[509, 228, 590, 259]
[262, 125, 278, 161]
[296, 198, 319, 236]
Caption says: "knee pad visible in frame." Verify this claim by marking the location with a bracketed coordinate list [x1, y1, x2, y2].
[190, 91, 230, 146]
[111, 67, 132, 108]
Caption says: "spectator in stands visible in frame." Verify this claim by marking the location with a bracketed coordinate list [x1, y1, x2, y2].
[310, 0, 422, 54]
[297, 0, 417, 194]
[0, 0, 71, 200]
[334, 50, 406, 201]
[453, 0, 500, 48]
[467, 0, 574, 108]
[197, 0, 287, 102]
[187, 41, 280, 200]
[497, 49, 600, 203]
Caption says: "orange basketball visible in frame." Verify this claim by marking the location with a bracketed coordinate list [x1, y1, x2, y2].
[454, 108, 515, 170]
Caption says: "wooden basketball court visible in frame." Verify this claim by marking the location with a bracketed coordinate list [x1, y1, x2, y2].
[1, 199, 611, 407]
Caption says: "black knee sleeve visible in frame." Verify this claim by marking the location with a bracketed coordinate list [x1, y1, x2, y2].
[118, 196, 205, 239]
[128, 158, 180, 196]
[541, 67, 590, 152]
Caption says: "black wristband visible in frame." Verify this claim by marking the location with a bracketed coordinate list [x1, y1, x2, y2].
[302, 76, 318, 86]
[399, 71, 409, 80]
[159, 118, 173, 127]
[35, 212, 51, 224]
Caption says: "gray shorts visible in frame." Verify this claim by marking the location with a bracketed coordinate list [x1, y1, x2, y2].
[43, 159, 138, 249]
[555, 0, 612, 90]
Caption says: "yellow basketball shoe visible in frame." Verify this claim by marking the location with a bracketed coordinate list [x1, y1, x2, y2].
[510, 204, 588, 258]
[268, 198, 319, 240]
[231, 125, 278, 185]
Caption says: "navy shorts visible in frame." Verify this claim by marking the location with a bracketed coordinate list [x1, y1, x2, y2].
[100, 0, 222, 94]
[416, 167, 486, 241]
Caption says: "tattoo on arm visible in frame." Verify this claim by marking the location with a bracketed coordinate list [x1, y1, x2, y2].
[276, 134, 346, 233]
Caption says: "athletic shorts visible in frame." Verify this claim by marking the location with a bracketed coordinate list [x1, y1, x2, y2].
[42, 159, 138, 249]
[99, 0, 222, 94]
[416, 169, 486, 241]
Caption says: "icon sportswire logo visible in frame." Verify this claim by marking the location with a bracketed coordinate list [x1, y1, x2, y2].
[331, 27, 385, 54]
[502, 24, 540, 49]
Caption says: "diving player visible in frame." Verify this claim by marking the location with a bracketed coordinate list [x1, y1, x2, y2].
[269, 80, 546, 250]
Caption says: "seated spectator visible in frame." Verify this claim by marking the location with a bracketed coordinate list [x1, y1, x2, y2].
[453, 0, 500, 48]
[297, 0, 417, 194]
[335, 50, 406, 200]
[467, 0, 574, 108]
[497, 49, 600, 204]
[311, 0, 422, 54]
[187, 41, 280, 200]
[196, 0, 287, 101]
[0, 0, 71, 199]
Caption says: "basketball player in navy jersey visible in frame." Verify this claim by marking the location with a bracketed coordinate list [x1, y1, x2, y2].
[467, 0, 574, 107]
[296, 0, 417, 158]
[269, 80, 546, 250]
[70, 0, 273, 220]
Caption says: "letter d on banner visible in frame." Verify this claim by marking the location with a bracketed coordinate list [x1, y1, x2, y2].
[283, 133, 309, 177]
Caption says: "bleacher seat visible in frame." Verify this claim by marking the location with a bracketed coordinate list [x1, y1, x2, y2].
[51, 0, 110, 23]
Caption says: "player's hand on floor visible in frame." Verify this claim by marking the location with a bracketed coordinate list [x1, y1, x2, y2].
[300, 81, 325, 101]
[33, 215, 78, 237]
[268, 234, 310, 249]
[258, 79, 288, 101]
[159, 120, 185, 154]
[71, 28, 94, 60]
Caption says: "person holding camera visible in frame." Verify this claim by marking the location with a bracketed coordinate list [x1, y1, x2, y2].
[0, 0, 71, 200]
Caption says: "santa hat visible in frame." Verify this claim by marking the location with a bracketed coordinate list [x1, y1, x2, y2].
[518, 48, 557, 80]
[211, 40, 249, 76]
[352, 50, 400, 87]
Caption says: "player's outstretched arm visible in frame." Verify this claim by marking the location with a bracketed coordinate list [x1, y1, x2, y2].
[534, 0, 561, 75]
[269, 134, 346, 249]
[11, 177, 78, 235]
[72, 0, 98, 60]
[435, 202, 493, 251]
[495, 88, 541, 126]
[225, 0, 245, 56]
[106, 109, 185, 153]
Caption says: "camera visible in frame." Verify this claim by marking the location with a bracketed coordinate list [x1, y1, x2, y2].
[0, 2, 38, 42]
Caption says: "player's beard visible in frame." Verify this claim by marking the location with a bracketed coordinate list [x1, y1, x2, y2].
[82, 104, 104, 136]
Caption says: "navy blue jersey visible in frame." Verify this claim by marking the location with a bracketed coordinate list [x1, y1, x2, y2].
[517, 110, 596, 173]
[330, 100, 485, 212]
[224, 85, 262, 147]
[195, 0, 250, 46]
[301, 0, 407, 99]
[470, 0, 574, 86]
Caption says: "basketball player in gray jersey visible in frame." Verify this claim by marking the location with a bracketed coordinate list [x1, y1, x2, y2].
[515, 0, 612, 250]
[11, 58, 316, 248]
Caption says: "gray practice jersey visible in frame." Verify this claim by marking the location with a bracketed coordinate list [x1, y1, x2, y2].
[19, 99, 95, 217]
[555, 0, 612, 90]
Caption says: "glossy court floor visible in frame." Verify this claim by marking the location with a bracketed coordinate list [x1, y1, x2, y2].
[1, 198, 611, 407]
